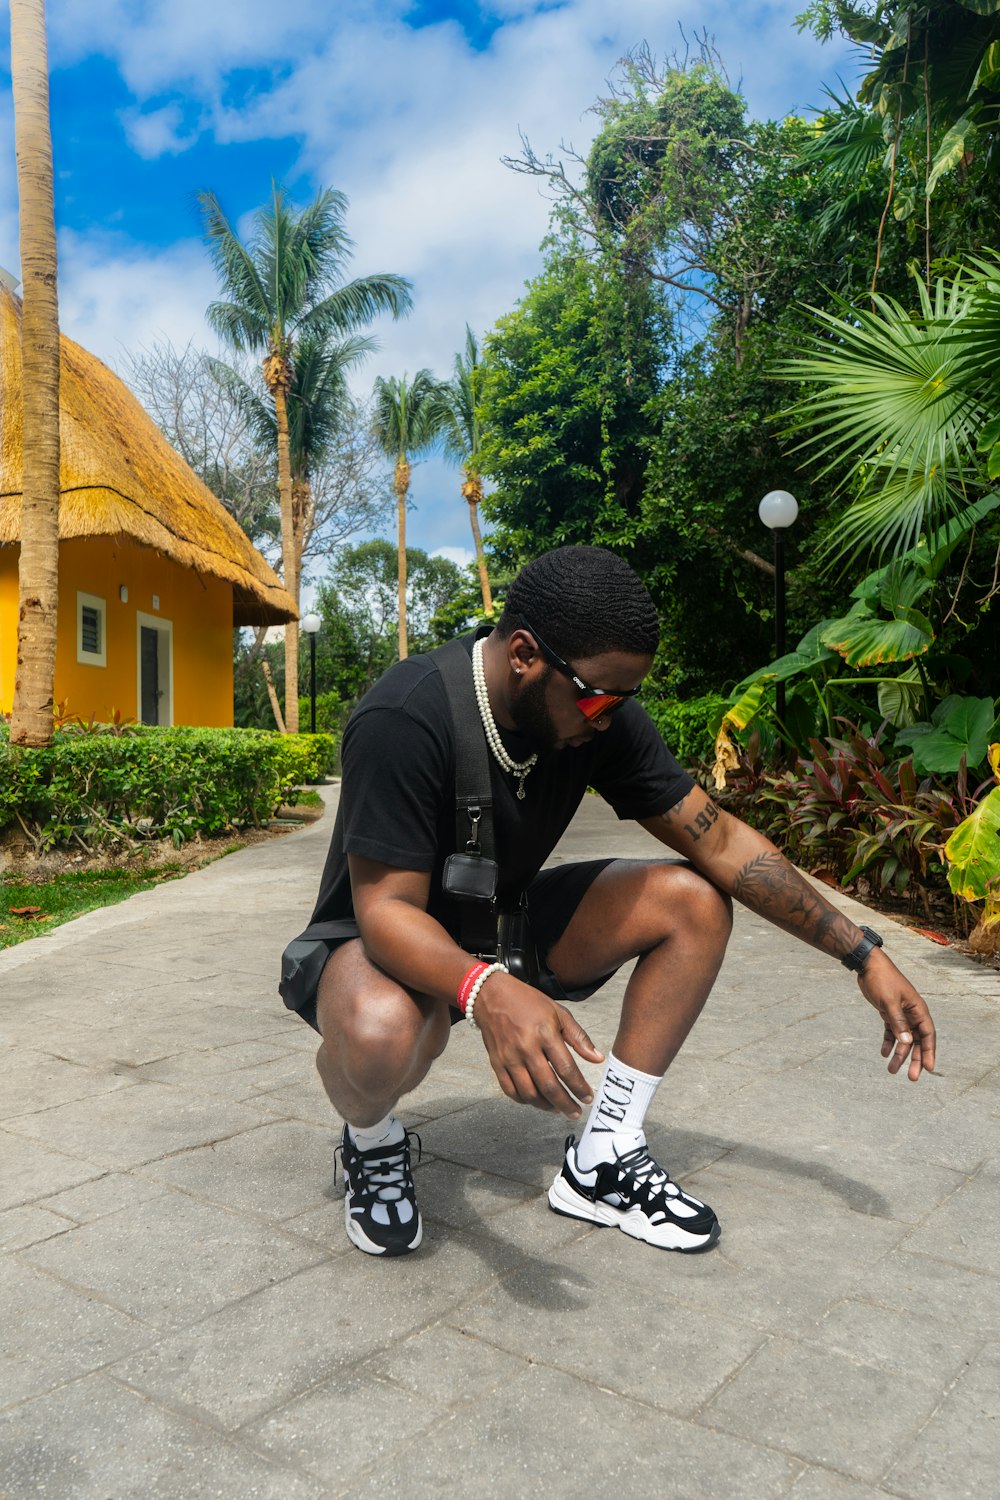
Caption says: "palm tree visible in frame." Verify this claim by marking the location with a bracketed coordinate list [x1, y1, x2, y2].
[8, 0, 60, 747]
[210, 329, 373, 578]
[440, 327, 493, 615]
[199, 183, 411, 731]
[371, 370, 446, 659]
[779, 262, 1000, 568]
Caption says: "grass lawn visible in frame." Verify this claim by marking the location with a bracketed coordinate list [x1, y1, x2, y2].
[0, 866, 186, 949]
[0, 795, 326, 950]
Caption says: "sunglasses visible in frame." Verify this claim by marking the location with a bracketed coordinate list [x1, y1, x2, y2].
[521, 621, 642, 722]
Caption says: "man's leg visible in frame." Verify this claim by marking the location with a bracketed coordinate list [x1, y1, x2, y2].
[314, 939, 451, 1256]
[544, 858, 732, 1251]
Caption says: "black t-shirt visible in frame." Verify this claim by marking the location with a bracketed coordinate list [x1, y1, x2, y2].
[305, 630, 694, 942]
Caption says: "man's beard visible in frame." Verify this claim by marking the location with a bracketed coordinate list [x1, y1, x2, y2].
[510, 669, 560, 752]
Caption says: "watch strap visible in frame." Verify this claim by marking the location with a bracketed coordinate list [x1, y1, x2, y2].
[841, 925, 884, 973]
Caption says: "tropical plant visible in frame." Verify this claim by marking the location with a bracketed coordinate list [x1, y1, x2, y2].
[371, 370, 446, 658]
[8, 0, 60, 747]
[797, 0, 1000, 293]
[944, 742, 1000, 909]
[440, 327, 493, 615]
[199, 183, 411, 730]
[779, 266, 1000, 567]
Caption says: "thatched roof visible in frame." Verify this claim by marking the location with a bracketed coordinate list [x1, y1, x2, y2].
[0, 290, 295, 625]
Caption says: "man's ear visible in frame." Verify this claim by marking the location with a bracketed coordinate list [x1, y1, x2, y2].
[507, 628, 539, 674]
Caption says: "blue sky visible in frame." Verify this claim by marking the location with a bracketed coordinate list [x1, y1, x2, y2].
[1, 1, 857, 571]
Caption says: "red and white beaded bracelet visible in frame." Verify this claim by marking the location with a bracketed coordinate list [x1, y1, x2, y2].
[456, 960, 507, 1030]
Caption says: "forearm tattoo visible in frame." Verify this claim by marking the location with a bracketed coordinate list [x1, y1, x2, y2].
[731, 851, 858, 958]
[662, 793, 721, 844]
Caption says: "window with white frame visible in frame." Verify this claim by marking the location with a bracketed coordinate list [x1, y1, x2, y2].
[76, 591, 107, 667]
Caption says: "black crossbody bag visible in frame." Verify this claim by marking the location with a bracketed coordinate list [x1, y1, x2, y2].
[432, 638, 539, 987]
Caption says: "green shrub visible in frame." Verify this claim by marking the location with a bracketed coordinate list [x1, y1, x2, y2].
[0, 724, 336, 852]
[297, 690, 350, 741]
[269, 731, 337, 796]
[644, 694, 727, 766]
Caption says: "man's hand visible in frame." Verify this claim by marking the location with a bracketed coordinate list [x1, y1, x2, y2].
[474, 974, 604, 1118]
[858, 949, 936, 1081]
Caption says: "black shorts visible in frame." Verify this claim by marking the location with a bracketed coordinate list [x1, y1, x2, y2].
[283, 857, 619, 1033]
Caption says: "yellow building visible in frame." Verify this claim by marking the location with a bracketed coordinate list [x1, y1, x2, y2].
[0, 290, 294, 726]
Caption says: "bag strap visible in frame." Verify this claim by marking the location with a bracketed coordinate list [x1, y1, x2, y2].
[431, 636, 496, 863]
[431, 636, 499, 960]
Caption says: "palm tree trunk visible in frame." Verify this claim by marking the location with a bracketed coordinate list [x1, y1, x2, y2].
[292, 476, 313, 581]
[9, 0, 60, 748]
[270, 376, 299, 733]
[462, 472, 492, 616]
[395, 457, 410, 659]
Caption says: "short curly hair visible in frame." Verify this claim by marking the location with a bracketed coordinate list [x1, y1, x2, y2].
[496, 546, 659, 659]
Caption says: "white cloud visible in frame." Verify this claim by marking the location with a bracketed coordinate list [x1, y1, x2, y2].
[433, 545, 475, 568]
[56, 230, 217, 366]
[121, 102, 203, 159]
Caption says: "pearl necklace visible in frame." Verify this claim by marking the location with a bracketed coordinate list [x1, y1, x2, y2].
[472, 637, 537, 799]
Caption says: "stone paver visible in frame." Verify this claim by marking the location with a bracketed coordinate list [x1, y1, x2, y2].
[1, 784, 998, 1498]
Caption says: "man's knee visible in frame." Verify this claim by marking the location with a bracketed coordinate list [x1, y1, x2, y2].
[650, 861, 734, 941]
[316, 951, 448, 1090]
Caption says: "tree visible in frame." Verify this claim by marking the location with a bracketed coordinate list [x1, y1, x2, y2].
[479, 231, 668, 561]
[121, 341, 277, 548]
[798, 0, 1000, 294]
[8, 0, 60, 747]
[371, 370, 446, 659]
[199, 182, 411, 731]
[208, 340, 393, 574]
[440, 327, 493, 615]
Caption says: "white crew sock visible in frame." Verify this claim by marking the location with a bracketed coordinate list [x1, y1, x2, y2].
[349, 1112, 404, 1151]
[574, 1052, 663, 1172]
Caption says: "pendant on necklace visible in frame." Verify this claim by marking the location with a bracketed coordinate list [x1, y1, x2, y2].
[516, 780, 526, 800]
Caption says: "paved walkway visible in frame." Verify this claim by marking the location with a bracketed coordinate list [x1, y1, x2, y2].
[1, 786, 998, 1499]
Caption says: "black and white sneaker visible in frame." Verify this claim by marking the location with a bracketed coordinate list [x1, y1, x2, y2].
[548, 1135, 720, 1252]
[336, 1125, 423, 1257]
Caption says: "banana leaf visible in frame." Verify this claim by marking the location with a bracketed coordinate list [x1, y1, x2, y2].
[945, 786, 1000, 903]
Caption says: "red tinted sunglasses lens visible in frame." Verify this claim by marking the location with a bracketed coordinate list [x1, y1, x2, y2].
[576, 693, 626, 722]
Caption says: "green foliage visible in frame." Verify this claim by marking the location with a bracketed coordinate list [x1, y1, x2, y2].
[200, 183, 411, 362]
[314, 540, 465, 693]
[945, 784, 1000, 900]
[643, 695, 728, 766]
[298, 690, 351, 741]
[895, 694, 998, 773]
[371, 369, 446, 463]
[480, 234, 668, 563]
[0, 726, 335, 853]
[757, 725, 961, 899]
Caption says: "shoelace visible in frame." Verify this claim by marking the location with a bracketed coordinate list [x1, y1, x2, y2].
[613, 1144, 680, 1201]
[336, 1131, 422, 1203]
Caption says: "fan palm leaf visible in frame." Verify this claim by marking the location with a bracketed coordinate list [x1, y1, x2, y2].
[779, 275, 993, 563]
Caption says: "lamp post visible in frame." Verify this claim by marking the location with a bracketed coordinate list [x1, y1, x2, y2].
[757, 489, 799, 729]
[300, 612, 322, 733]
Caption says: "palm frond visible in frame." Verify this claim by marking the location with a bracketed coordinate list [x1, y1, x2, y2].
[372, 369, 446, 460]
[198, 191, 271, 349]
[780, 279, 993, 564]
[303, 274, 413, 337]
[204, 357, 275, 449]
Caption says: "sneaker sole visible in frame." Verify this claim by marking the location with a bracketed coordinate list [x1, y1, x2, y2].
[547, 1172, 720, 1253]
[344, 1198, 423, 1257]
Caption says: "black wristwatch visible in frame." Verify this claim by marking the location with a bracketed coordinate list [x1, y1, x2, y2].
[841, 925, 884, 973]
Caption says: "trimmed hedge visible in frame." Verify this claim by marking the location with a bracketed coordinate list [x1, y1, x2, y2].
[0, 724, 337, 852]
[644, 694, 727, 767]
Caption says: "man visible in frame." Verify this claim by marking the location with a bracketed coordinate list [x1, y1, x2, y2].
[281, 546, 936, 1258]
